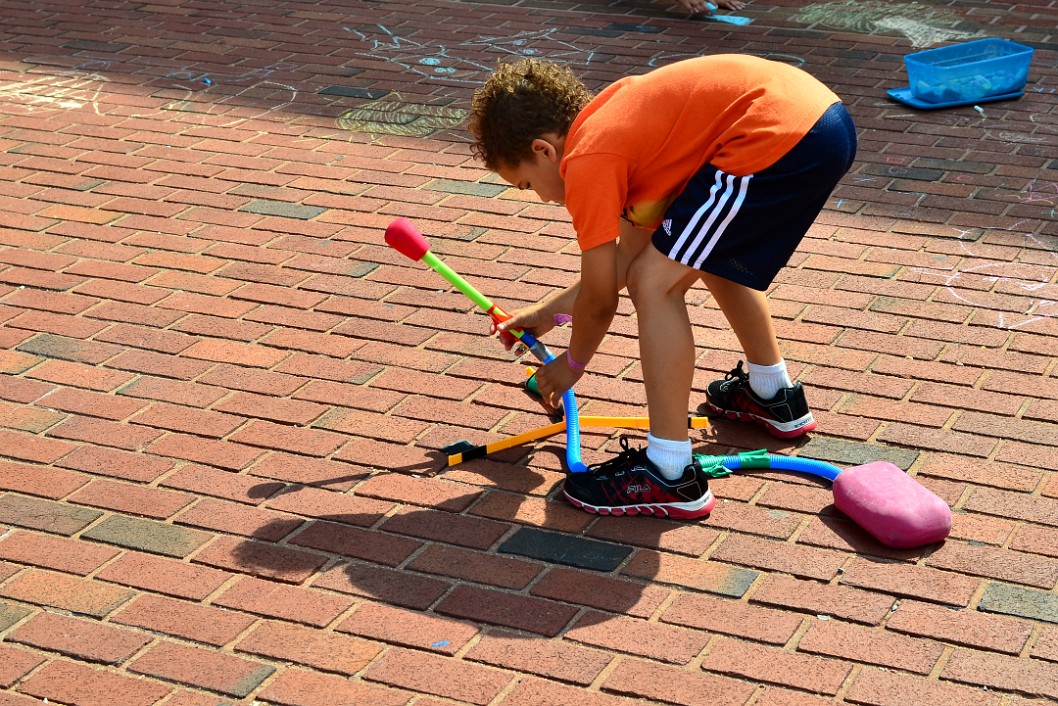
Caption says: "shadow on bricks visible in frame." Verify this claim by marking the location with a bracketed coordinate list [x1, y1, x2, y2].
[231, 469, 682, 639]
[224, 427, 932, 645]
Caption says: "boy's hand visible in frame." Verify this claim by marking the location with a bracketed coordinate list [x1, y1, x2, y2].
[534, 354, 584, 412]
[678, 0, 745, 12]
[490, 305, 557, 351]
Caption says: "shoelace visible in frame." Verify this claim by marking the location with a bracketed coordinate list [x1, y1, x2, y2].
[721, 361, 749, 389]
[586, 436, 644, 479]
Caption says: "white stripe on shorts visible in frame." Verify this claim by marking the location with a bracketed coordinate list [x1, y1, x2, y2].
[669, 171, 752, 269]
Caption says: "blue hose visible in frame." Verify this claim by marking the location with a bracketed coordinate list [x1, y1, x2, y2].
[696, 449, 842, 481]
[525, 368, 838, 477]
[562, 388, 587, 473]
[518, 334, 589, 474]
[518, 331, 840, 479]
[522, 347, 836, 477]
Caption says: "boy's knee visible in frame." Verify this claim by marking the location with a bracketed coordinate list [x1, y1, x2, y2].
[628, 249, 701, 308]
[625, 253, 649, 303]
[626, 252, 671, 306]
[626, 255, 643, 296]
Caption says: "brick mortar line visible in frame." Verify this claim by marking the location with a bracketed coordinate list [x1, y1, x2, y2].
[831, 661, 864, 703]
[1019, 623, 1047, 661]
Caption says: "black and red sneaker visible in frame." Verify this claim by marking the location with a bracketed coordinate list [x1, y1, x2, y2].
[562, 437, 716, 519]
[705, 361, 816, 439]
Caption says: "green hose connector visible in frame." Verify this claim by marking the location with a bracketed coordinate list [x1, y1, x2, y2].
[694, 455, 734, 479]
[526, 370, 541, 397]
[736, 448, 772, 469]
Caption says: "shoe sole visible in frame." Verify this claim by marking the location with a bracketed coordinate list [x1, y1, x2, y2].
[562, 488, 717, 519]
[707, 402, 817, 439]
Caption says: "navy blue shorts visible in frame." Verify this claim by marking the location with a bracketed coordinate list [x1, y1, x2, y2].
[651, 102, 857, 290]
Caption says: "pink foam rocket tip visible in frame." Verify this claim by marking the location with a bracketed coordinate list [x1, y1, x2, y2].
[385, 217, 430, 261]
[833, 461, 952, 549]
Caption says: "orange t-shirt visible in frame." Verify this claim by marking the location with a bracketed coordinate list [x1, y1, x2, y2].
[561, 55, 840, 250]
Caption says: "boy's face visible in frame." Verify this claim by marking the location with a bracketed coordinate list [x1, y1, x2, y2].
[496, 135, 566, 206]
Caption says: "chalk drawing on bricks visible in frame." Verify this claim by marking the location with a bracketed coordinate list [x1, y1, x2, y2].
[339, 25, 600, 136]
[792, 1, 980, 47]
[337, 96, 468, 138]
[346, 25, 599, 87]
[0, 70, 109, 115]
[908, 225, 1058, 332]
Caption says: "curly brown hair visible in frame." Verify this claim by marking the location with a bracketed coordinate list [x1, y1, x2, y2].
[468, 58, 594, 171]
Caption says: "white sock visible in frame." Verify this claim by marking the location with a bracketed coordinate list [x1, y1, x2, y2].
[747, 360, 793, 400]
[645, 433, 693, 481]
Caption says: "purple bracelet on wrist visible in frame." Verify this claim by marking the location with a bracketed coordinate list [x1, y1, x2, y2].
[553, 313, 573, 325]
[566, 350, 587, 371]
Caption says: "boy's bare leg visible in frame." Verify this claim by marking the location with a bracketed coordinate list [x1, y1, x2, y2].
[627, 245, 702, 441]
[697, 271, 815, 437]
[630, 254, 790, 440]
[699, 272, 781, 366]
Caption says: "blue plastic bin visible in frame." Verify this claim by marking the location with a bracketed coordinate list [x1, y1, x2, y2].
[904, 38, 1033, 104]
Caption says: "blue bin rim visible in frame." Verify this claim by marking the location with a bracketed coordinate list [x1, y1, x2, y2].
[903, 37, 1035, 65]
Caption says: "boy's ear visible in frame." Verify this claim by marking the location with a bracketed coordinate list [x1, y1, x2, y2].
[530, 136, 562, 163]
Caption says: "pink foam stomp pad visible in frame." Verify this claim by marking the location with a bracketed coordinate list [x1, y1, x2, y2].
[833, 461, 952, 549]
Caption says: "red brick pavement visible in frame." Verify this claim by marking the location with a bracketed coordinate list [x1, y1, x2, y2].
[1, 0, 1057, 703]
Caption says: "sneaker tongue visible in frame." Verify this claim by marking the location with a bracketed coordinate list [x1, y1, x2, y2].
[590, 448, 642, 476]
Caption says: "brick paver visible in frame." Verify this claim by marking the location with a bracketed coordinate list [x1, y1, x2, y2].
[1, 0, 1057, 703]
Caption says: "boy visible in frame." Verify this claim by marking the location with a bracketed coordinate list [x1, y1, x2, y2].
[468, 55, 856, 519]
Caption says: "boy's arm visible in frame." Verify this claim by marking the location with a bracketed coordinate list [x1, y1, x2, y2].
[495, 224, 645, 352]
[537, 221, 650, 318]
[567, 241, 619, 367]
[509, 240, 620, 410]
[529, 240, 618, 410]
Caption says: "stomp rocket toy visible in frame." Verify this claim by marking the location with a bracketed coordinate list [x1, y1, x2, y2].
[385, 218, 952, 549]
